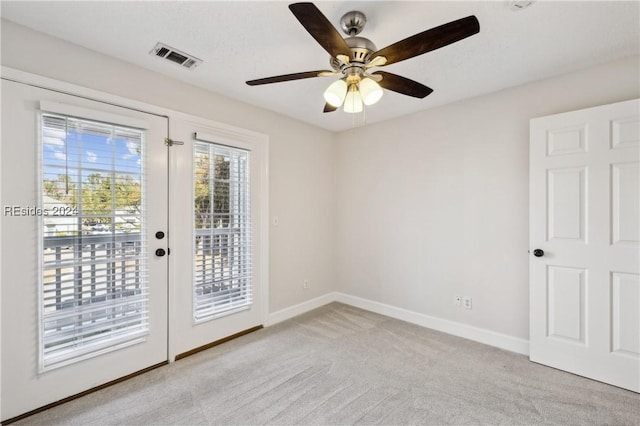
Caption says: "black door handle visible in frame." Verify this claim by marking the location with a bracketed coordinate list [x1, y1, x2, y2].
[533, 249, 544, 257]
[155, 248, 166, 257]
[155, 231, 165, 240]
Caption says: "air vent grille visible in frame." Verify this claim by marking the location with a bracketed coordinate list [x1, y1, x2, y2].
[183, 59, 198, 69]
[150, 42, 202, 70]
[156, 46, 170, 57]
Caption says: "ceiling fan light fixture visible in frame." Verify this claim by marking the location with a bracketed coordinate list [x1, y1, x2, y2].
[344, 84, 363, 113]
[324, 79, 348, 107]
[359, 77, 383, 106]
[247, 3, 480, 117]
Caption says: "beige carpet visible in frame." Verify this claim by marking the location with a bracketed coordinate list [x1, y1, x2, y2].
[14, 303, 640, 425]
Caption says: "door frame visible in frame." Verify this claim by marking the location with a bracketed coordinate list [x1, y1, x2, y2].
[0, 66, 270, 420]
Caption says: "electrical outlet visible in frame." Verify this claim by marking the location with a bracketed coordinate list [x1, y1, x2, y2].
[454, 295, 461, 307]
[303, 279, 310, 289]
[463, 297, 472, 310]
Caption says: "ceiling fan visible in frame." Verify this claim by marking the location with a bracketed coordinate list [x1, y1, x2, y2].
[246, 2, 480, 114]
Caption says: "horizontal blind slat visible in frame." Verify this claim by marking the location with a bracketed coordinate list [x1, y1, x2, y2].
[44, 309, 149, 340]
[193, 142, 252, 320]
[41, 113, 149, 370]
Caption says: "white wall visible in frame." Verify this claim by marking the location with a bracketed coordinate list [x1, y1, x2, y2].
[2, 18, 639, 345]
[0, 19, 337, 314]
[335, 55, 640, 340]
[0, 20, 338, 419]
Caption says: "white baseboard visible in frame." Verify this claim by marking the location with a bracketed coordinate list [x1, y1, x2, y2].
[334, 293, 530, 355]
[265, 292, 529, 356]
[265, 292, 339, 326]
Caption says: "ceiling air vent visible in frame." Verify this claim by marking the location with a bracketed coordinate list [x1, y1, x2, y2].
[150, 42, 202, 70]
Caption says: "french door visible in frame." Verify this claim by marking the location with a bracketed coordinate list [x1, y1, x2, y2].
[1, 77, 267, 421]
[168, 118, 266, 357]
[1, 80, 169, 419]
[530, 98, 639, 392]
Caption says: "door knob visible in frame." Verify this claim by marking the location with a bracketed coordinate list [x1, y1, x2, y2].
[155, 231, 165, 240]
[155, 248, 166, 257]
[533, 249, 544, 257]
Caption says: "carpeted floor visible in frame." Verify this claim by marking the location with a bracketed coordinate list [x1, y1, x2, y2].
[13, 303, 640, 425]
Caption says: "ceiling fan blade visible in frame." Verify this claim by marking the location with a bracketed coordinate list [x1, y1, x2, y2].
[246, 70, 331, 86]
[289, 3, 351, 58]
[323, 103, 338, 113]
[371, 15, 479, 66]
[373, 71, 433, 98]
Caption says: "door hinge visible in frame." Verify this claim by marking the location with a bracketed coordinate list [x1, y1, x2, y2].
[164, 138, 185, 147]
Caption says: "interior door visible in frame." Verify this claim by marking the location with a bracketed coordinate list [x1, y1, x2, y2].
[1, 80, 169, 420]
[169, 118, 265, 358]
[530, 98, 639, 392]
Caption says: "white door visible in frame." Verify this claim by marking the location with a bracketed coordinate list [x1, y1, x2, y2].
[1, 80, 169, 420]
[169, 118, 267, 358]
[530, 98, 640, 392]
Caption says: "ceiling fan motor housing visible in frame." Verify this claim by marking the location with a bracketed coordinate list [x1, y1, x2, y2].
[330, 35, 377, 71]
[247, 3, 481, 109]
[345, 36, 376, 63]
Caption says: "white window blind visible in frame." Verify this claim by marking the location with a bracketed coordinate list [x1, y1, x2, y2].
[193, 142, 252, 321]
[40, 113, 148, 370]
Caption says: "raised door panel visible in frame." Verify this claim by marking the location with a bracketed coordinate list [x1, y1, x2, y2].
[547, 167, 587, 242]
[611, 162, 640, 246]
[611, 272, 640, 358]
[546, 125, 588, 156]
[547, 266, 586, 344]
[611, 117, 640, 150]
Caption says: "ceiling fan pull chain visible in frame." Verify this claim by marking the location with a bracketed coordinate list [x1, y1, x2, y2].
[362, 103, 367, 126]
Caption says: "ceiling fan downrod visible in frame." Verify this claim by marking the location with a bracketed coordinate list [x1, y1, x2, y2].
[245, 2, 480, 114]
[340, 11, 366, 36]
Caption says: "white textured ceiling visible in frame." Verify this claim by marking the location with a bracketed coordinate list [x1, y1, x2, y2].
[2, 1, 639, 132]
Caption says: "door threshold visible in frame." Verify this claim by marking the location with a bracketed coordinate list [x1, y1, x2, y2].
[1, 361, 168, 425]
[175, 325, 264, 360]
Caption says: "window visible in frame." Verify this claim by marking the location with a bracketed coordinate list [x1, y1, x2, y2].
[193, 142, 251, 321]
[40, 113, 148, 370]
